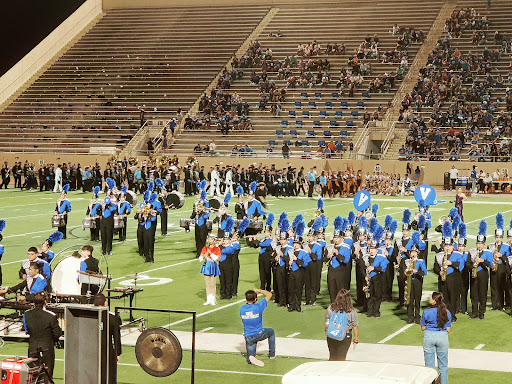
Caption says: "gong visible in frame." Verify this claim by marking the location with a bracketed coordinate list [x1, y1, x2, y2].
[135, 327, 182, 377]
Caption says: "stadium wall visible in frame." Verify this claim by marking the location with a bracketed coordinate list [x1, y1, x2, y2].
[0, 153, 499, 188]
[0, 0, 102, 107]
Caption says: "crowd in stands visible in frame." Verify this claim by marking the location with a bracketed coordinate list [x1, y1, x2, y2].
[445, 7, 489, 39]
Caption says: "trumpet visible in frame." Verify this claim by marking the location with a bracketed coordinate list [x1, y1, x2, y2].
[439, 215, 450, 225]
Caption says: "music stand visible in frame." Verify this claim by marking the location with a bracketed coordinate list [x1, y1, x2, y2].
[78, 271, 107, 298]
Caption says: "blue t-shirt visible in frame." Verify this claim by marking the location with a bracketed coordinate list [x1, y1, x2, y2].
[240, 299, 267, 337]
[421, 307, 452, 331]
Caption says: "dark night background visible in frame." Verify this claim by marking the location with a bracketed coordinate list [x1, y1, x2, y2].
[0, 0, 87, 76]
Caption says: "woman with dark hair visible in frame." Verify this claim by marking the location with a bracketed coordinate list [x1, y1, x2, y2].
[324, 289, 359, 361]
[421, 292, 452, 384]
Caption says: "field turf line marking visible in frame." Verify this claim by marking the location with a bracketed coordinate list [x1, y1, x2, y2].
[475, 344, 485, 350]
[111, 259, 197, 282]
[286, 332, 300, 338]
[378, 323, 414, 344]
[164, 298, 247, 327]
[199, 327, 214, 333]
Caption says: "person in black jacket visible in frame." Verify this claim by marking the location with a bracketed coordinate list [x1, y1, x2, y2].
[23, 292, 63, 383]
[80, 245, 101, 295]
[94, 293, 122, 384]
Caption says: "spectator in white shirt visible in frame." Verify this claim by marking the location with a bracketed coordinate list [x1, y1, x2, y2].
[449, 166, 458, 190]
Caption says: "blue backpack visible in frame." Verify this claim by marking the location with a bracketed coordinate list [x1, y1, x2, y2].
[327, 310, 348, 341]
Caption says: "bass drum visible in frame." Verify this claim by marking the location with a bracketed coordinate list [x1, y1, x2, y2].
[166, 191, 185, 210]
[126, 190, 138, 208]
[50, 245, 108, 296]
[208, 197, 222, 211]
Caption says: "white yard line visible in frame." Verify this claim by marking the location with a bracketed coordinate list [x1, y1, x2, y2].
[378, 323, 414, 344]
[286, 332, 301, 338]
[475, 344, 485, 350]
[199, 327, 214, 333]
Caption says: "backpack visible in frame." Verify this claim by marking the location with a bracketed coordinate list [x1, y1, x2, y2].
[327, 310, 348, 341]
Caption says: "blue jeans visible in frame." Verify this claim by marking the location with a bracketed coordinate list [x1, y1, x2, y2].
[423, 330, 449, 384]
[245, 328, 275, 363]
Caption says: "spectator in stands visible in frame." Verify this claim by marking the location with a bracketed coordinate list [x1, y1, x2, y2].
[282, 142, 290, 159]
[147, 139, 154, 154]
[449, 166, 458, 190]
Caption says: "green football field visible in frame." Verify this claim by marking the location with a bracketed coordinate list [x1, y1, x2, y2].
[0, 188, 511, 383]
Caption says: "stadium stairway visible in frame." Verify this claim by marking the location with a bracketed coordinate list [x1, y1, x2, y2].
[168, 1, 445, 158]
[0, 5, 270, 154]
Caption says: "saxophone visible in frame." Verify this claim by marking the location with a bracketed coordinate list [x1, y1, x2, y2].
[472, 250, 480, 279]
[492, 245, 500, 272]
[440, 253, 449, 282]
[362, 253, 371, 299]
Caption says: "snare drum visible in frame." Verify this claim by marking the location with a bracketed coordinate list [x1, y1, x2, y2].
[114, 215, 125, 229]
[52, 214, 65, 228]
[82, 217, 96, 229]
[180, 218, 194, 228]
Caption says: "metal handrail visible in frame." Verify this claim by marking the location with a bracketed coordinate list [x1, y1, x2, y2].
[122, 120, 149, 157]
[380, 120, 396, 156]
[353, 121, 370, 154]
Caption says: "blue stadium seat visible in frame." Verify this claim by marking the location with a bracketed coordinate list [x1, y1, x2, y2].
[319, 111, 327, 118]
[323, 130, 332, 137]
[302, 111, 310, 118]
[340, 101, 349, 109]
[295, 120, 303, 127]
[318, 140, 326, 147]
[288, 110, 296, 118]
[331, 92, 339, 99]
[314, 92, 322, 99]
[313, 120, 321, 127]
[346, 121, 354, 127]
[329, 121, 339, 127]
[300, 92, 308, 99]
[362, 92, 370, 99]
[275, 130, 283, 138]
[280, 120, 288, 127]
[325, 101, 333, 109]
[283, 140, 291, 146]
[357, 101, 365, 109]
[268, 140, 276, 146]
[351, 111, 359, 117]
[335, 111, 343, 118]
[307, 130, 315, 138]
[295, 101, 302, 109]
[340, 130, 348, 136]
[302, 140, 310, 146]
[290, 130, 298, 138]
[309, 101, 317, 108]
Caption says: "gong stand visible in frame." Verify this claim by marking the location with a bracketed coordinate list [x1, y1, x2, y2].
[115, 306, 196, 384]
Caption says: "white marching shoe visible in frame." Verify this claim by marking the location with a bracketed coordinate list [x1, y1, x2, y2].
[204, 294, 212, 305]
[211, 295, 217, 306]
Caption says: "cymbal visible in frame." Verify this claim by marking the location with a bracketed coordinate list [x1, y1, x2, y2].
[125, 274, 139, 280]
[135, 327, 182, 377]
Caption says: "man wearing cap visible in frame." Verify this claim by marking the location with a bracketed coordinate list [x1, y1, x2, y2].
[287, 232, 311, 312]
[467, 223, 493, 319]
[117, 192, 131, 241]
[353, 226, 369, 307]
[219, 233, 235, 300]
[247, 224, 274, 292]
[456, 232, 470, 315]
[100, 197, 118, 256]
[487, 220, 510, 311]
[405, 239, 427, 324]
[382, 229, 396, 303]
[86, 189, 102, 242]
[365, 232, 389, 318]
[433, 223, 462, 322]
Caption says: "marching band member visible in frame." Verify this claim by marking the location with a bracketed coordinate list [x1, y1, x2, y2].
[307, 198, 324, 227]
[467, 221, 493, 319]
[235, 186, 245, 220]
[395, 209, 412, 309]
[19, 247, 51, 288]
[118, 186, 132, 241]
[219, 218, 235, 300]
[507, 222, 512, 316]
[274, 218, 292, 307]
[488, 213, 510, 311]
[230, 218, 249, 298]
[287, 221, 310, 312]
[100, 196, 118, 256]
[304, 218, 323, 306]
[434, 221, 462, 322]
[405, 232, 427, 324]
[191, 184, 210, 258]
[86, 187, 101, 241]
[214, 193, 232, 238]
[0, 262, 47, 301]
[457, 223, 470, 315]
[315, 215, 329, 296]
[209, 165, 221, 197]
[365, 226, 389, 318]
[54, 184, 71, 239]
[343, 213, 356, 289]
[80, 244, 101, 295]
[148, 192, 161, 260]
[245, 181, 265, 237]
[156, 178, 169, 236]
[225, 166, 234, 196]
[353, 216, 369, 307]
[0, 220, 5, 285]
[40, 231, 63, 263]
[247, 214, 275, 292]
[325, 216, 351, 303]
[134, 191, 157, 263]
[199, 235, 221, 305]
[382, 217, 398, 302]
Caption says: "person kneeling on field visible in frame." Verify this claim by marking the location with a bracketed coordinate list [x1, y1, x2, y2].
[239, 289, 275, 367]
